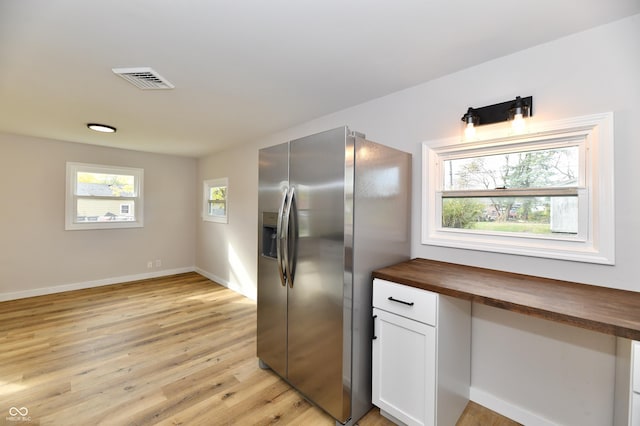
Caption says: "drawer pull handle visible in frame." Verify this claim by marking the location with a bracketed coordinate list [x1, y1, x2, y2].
[388, 296, 414, 306]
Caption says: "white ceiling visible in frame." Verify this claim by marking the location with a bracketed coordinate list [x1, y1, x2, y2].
[1, 1, 639, 157]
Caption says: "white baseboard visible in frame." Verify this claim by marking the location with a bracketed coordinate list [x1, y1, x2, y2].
[194, 267, 256, 301]
[470, 387, 558, 426]
[0, 267, 195, 302]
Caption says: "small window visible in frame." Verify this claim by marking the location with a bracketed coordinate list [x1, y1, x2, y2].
[66, 162, 143, 230]
[203, 177, 228, 223]
[422, 112, 614, 264]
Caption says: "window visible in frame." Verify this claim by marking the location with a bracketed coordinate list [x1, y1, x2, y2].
[66, 162, 144, 230]
[422, 112, 614, 264]
[203, 177, 228, 223]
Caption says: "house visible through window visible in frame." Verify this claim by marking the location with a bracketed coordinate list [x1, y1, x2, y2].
[203, 177, 228, 223]
[66, 162, 143, 230]
[422, 112, 614, 264]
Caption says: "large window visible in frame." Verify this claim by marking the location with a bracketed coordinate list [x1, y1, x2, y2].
[422, 112, 614, 264]
[66, 162, 144, 230]
[203, 177, 228, 223]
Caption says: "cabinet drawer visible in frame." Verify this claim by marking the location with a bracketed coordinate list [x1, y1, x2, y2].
[633, 341, 640, 393]
[373, 278, 437, 326]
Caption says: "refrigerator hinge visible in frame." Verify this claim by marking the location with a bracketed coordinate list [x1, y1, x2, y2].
[347, 128, 365, 139]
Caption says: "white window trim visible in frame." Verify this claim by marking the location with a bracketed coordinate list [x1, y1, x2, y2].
[65, 162, 144, 230]
[203, 177, 228, 224]
[422, 112, 614, 264]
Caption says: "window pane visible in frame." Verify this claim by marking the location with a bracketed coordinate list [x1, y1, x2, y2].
[76, 199, 136, 222]
[208, 200, 226, 216]
[442, 196, 578, 235]
[444, 146, 579, 191]
[208, 186, 226, 201]
[76, 172, 136, 197]
[208, 186, 227, 217]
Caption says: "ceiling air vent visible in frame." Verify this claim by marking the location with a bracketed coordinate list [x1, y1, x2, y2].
[112, 67, 175, 90]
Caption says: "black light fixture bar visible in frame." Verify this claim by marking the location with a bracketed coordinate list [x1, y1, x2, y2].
[463, 96, 533, 126]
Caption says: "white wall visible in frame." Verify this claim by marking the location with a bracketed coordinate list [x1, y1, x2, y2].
[0, 133, 197, 300]
[196, 145, 258, 298]
[196, 14, 640, 425]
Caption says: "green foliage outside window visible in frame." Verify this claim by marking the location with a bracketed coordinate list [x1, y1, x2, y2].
[208, 186, 227, 216]
[442, 198, 484, 229]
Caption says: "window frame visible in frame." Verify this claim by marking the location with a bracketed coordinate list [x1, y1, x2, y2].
[202, 177, 229, 224]
[422, 112, 614, 264]
[65, 162, 144, 230]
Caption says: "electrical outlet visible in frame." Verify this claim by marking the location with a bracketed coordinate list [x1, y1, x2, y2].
[147, 261, 153, 269]
[155, 259, 162, 268]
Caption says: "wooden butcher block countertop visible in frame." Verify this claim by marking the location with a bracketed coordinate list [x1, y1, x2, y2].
[372, 258, 640, 341]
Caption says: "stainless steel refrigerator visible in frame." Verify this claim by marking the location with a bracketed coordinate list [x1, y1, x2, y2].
[257, 126, 411, 425]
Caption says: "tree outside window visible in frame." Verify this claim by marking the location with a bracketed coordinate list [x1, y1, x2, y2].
[442, 146, 579, 234]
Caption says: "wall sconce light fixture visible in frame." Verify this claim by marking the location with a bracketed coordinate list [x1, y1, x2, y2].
[461, 95, 532, 139]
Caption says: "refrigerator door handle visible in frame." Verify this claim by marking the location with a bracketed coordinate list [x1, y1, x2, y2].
[285, 187, 298, 288]
[282, 188, 297, 288]
[276, 187, 289, 287]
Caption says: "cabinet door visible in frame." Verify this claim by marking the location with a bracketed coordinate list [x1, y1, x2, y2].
[632, 393, 640, 426]
[633, 343, 640, 426]
[372, 308, 436, 426]
[633, 342, 640, 393]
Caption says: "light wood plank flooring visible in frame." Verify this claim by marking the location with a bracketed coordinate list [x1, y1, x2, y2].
[0, 272, 518, 425]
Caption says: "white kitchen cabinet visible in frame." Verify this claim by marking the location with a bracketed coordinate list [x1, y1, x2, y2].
[633, 341, 640, 394]
[372, 278, 471, 426]
[633, 341, 640, 426]
[614, 339, 640, 426]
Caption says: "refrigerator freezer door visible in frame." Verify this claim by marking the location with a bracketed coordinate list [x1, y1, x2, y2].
[257, 142, 289, 377]
[287, 127, 352, 422]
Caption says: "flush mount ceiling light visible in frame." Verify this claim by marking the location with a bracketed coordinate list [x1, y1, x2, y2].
[461, 96, 533, 139]
[87, 123, 117, 133]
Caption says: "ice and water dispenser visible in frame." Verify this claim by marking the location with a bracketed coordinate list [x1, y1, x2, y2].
[262, 212, 278, 259]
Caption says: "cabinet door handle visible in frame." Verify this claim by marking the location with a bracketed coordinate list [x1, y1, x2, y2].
[372, 315, 377, 340]
[388, 296, 414, 306]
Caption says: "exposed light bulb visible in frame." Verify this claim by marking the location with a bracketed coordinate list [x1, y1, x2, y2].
[511, 113, 526, 134]
[461, 107, 478, 141]
[464, 122, 476, 140]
